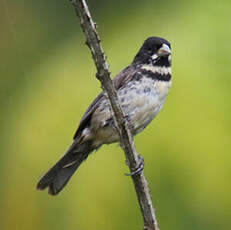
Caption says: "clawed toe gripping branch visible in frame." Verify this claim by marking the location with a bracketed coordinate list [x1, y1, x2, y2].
[125, 155, 145, 176]
[70, 0, 160, 229]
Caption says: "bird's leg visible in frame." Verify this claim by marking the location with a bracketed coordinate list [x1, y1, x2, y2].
[123, 114, 133, 130]
[125, 154, 144, 176]
[125, 155, 129, 166]
[122, 113, 144, 176]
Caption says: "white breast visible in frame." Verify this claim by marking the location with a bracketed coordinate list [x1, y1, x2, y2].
[118, 77, 171, 134]
[154, 80, 172, 102]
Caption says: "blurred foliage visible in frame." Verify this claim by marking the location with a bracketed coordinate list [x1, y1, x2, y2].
[1, 0, 231, 229]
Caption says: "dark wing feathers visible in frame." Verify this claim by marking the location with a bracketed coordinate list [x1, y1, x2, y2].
[73, 65, 136, 139]
[113, 65, 136, 89]
[73, 93, 104, 139]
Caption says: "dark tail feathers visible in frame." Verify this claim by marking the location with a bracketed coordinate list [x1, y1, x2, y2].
[37, 141, 92, 195]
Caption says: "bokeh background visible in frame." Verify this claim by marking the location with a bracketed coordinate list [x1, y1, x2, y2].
[1, 0, 231, 229]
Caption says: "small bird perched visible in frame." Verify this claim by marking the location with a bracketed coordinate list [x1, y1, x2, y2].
[37, 36, 172, 195]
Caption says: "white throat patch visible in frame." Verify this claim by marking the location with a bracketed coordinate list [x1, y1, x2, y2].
[141, 65, 171, 75]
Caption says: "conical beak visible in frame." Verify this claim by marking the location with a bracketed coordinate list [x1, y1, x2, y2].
[157, 44, 171, 57]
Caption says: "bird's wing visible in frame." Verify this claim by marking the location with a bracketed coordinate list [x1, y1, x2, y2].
[73, 65, 136, 139]
[73, 92, 104, 139]
[113, 65, 136, 90]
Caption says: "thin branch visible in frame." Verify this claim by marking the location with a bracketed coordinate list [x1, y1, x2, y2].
[71, 1, 159, 229]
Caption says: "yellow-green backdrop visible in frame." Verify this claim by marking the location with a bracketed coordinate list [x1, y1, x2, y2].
[1, 0, 231, 229]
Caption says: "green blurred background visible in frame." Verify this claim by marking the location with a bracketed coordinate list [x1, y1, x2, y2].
[1, 0, 231, 229]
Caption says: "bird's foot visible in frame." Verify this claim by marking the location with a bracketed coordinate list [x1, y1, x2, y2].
[123, 114, 133, 130]
[125, 155, 144, 176]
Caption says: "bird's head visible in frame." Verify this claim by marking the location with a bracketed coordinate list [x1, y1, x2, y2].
[133, 37, 171, 67]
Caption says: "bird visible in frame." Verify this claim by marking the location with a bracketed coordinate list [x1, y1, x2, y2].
[37, 36, 172, 195]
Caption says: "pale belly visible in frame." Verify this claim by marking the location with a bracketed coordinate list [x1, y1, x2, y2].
[120, 78, 171, 134]
[88, 78, 171, 146]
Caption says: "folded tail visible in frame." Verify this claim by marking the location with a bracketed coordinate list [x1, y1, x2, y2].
[37, 140, 92, 195]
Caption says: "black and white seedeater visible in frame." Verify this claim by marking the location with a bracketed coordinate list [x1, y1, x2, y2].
[37, 36, 172, 195]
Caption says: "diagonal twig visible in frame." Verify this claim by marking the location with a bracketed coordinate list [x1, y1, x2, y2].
[70, 1, 160, 229]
